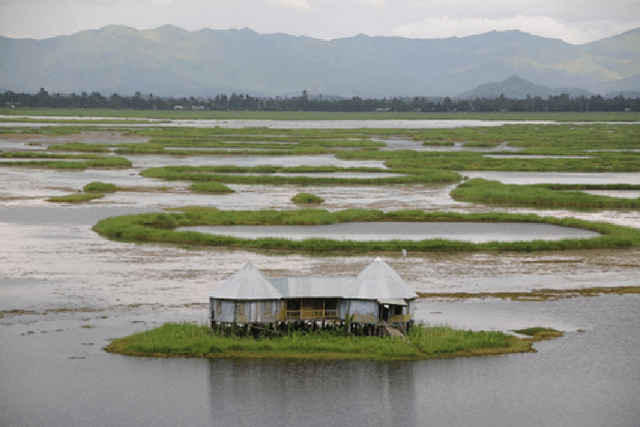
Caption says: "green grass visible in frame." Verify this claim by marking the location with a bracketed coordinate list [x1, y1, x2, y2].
[92, 208, 640, 254]
[83, 182, 118, 193]
[536, 184, 640, 191]
[104, 322, 534, 361]
[189, 182, 235, 194]
[48, 181, 117, 203]
[47, 193, 105, 203]
[292, 193, 325, 204]
[48, 142, 112, 153]
[451, 179, 640, 210]
[0, 152, 132, 170]
[5, 123, 640, 175]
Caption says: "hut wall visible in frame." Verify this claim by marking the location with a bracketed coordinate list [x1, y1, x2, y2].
[234, 300, 282, 324]
[342, 299, 379, 324]
[211, 299, 236, 323]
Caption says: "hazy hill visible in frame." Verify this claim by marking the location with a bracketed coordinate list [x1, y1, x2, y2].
[457, 75, 594, 99]
[1, 25, 638, 97]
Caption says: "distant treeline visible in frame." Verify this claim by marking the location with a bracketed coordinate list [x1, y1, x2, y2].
[2, 88, 639, 112]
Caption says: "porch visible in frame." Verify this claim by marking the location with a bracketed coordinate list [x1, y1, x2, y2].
[284, 298, 340, 321]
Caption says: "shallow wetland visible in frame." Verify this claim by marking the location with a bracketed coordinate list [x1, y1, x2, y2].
[1, 117, 639, 427]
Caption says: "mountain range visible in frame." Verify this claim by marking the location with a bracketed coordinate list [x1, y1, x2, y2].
[1, 25, 639, 98]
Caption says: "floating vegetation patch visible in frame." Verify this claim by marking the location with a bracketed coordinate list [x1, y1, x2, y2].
[47, 193, 105, 203]
[451, 179, 640, 210]
[48, 142, 112, 153]
[189, 182, 235, 194]
[0, 152, 132, 170]
[92, 209, 640, 254]
[513, 327, 564, 340]
[292, 193, 324, 204]
[83, 181, 118, 193]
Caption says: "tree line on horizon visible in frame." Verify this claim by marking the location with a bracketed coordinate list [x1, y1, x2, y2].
[2, 88, 638, 113]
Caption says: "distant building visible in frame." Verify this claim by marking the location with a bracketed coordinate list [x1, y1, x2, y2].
[209, 258, 418, 336]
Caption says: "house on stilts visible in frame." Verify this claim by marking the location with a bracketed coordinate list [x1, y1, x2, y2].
[209, 257, 418, 336]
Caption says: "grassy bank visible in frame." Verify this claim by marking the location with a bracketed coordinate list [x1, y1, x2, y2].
[0, 152, 132, 170]
[451, 179, 640, 210]
[92, 208, 640, 254]
[2, 109, 638, 122]
[47, 193, 105, 203]
[104, 322, 537, 361]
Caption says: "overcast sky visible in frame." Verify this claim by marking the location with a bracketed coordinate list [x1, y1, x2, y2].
[1, 0, 638, 44]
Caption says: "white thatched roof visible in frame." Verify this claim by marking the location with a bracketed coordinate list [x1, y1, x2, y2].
[343, 257, 417, 302]
[210, 262, 282, 300]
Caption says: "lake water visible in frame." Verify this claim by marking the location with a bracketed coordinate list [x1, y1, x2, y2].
[1, 296, 638, 427]
[124, 154, 388, 169]
[181, 222, 601, 243]
[0, 117, 554, 129]
[2, 121, 640, 427]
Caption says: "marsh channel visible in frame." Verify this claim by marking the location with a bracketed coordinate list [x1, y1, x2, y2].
[1, 120, 639, 427]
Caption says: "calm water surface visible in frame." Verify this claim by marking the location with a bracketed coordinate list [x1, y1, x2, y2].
[125, 154, 387, 169]
[464, 171, 640, 185]
[1, 296, 638, 427]
[181, 222, 601, 243]
[0, 118, 553, 129]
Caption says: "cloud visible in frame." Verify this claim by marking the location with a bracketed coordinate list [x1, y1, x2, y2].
[392, 14, 636, 44]
[265, 0, 310, 9]
[347, 0, 386, 8]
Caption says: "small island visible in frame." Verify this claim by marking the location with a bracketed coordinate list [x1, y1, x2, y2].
[105, 322, 563, 361]
[292, 192, 325, 204]
[105, 260, 562, 361]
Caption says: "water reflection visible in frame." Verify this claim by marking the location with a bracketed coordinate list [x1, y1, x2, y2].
[208, 360, 416, 427]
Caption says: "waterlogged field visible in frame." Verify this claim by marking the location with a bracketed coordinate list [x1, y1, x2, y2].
[2, 119, 640, 258]
[2, 109, 638, 121]
[1, 115, 640, 427]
